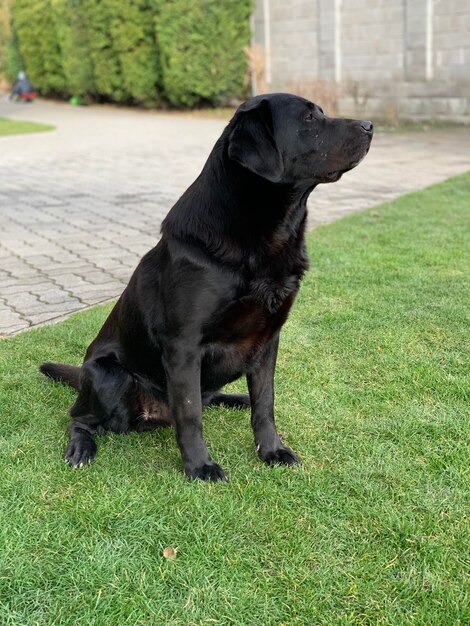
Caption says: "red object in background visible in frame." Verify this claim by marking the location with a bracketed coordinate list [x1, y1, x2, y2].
[19, 91, 36, 101]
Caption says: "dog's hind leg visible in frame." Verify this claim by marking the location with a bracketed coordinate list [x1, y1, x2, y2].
[65, 353, 135, 467]
[202, 391, 251, 409]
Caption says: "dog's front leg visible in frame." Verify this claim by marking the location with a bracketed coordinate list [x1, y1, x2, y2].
[247, 334, 299, 466]
[164, 346, 228, 482]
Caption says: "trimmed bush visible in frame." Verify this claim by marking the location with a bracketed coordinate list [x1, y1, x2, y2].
[52, 0, 95, 99]
[13, 0, 66, 95]
[0, 0, 11, 78]
[155, 0, 252, 106]
[79, 0, 126, 101]
[5, 21, 25, 80]
[7, 0, 252, 107]
[106, 0, 162, 105]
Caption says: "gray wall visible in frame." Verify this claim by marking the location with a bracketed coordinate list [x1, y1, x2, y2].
[252, 0, 470, 121]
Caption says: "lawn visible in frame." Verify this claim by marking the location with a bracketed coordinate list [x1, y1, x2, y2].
[0, 116, 54, 136]
[1, 174, 469, 625]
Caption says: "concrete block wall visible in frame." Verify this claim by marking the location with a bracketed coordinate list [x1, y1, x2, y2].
[341, 0, 405, 83]
[252, 0, 319, 88]
[253, 0, 470, 121]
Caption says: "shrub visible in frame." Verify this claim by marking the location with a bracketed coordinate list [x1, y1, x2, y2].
[5, 21, 25, 80]
[6, 0, 251, 107]
[106, 0, 162, 106]
[79, 0, 126, 101]
[0, 0, 11, 78]
[13, 0, 66, 95]
[52, 0, 95, 99]
[155, 0, 252, 106]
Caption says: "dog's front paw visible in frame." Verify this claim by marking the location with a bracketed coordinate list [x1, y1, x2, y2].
[64, 436, 97, 468]
[185, 461, 228, 482]
[259, 445, 299, 466]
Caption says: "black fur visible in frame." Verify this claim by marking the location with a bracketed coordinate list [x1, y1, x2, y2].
[40, 93, 373, 480]
[40, 363, 80, 390]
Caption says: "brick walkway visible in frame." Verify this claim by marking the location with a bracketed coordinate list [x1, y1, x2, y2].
[1, 98, 469, 335]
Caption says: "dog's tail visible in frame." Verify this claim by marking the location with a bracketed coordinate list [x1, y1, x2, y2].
[39, 362, 81, 390]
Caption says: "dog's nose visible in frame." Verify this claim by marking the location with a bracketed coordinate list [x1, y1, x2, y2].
[360, 120, 373, 133]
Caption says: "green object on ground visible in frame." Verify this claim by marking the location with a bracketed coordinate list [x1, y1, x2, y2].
[0, 116, 54, 136]
[1, 173, 469, 624]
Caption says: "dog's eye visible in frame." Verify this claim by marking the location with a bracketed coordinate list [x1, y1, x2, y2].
[304, 111, 315, 122]
[318, 107, 324, 115]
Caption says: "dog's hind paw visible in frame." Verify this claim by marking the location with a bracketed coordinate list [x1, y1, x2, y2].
[185, 461, 228, 482]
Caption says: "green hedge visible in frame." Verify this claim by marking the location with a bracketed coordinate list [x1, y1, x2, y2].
[13, 0, 66, 94]
[7, 0, 252, 107]
[157, 0, 252, 107]
[5, 23, 24, 80]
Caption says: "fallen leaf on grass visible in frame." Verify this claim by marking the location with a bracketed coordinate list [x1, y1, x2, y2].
[163, 546, 177, 560]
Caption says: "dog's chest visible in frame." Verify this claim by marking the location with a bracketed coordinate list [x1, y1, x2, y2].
[249, 274, 300, 314]
[202, 237, 308, 360]
[246, 233, 309, 313]
[203, 277, 298, 360]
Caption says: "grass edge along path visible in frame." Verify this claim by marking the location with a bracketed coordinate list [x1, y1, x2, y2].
[0, 173, 469, 625]
[0, 116, 55, 136]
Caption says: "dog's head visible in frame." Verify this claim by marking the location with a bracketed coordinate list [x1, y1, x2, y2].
[228, 93, 373, 185]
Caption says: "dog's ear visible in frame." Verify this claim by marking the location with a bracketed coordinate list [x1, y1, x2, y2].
[228, 98, 284, 183]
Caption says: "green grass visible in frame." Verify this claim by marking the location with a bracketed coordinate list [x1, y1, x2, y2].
[0, 117, 55, 136]
[1, 174, 469, 625]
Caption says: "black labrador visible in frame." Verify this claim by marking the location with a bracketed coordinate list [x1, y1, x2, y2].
[40, 93, 373, 481]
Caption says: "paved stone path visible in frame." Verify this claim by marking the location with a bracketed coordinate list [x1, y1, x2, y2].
[1, 98, 469, 335]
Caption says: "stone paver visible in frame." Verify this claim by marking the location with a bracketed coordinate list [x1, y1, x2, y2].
[1, 97, 470, 336]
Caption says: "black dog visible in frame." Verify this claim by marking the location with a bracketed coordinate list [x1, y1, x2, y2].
[40, 93, 372, 481]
